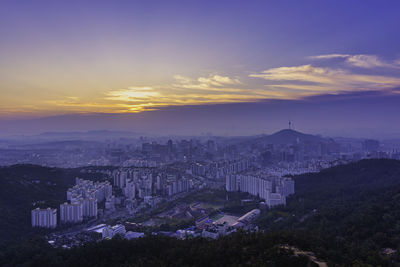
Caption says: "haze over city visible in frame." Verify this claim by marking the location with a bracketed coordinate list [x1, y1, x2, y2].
[2, 1, 400, 266]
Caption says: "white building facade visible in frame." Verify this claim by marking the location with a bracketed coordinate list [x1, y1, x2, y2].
[31, 208, 57, 228]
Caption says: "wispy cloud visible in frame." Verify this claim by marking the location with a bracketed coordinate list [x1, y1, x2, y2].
[346, 55, 388, 68]
[106, 87, 160, 101]
[172, 74, 241, 90]
[250, 63, 400, 95]
[311, 53, 400, 69]
[250, 65, 341, 84]
[310, 54, 350, 60]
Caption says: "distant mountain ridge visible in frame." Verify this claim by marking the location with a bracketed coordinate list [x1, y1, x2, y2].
[4, 130, 143, 142]
[38, 130, 140, 138]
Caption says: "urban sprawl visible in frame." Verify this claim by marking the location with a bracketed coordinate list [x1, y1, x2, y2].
[27, 129, 397, 248]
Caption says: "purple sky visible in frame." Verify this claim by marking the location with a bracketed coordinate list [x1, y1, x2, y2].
[0, 0, 400, 137]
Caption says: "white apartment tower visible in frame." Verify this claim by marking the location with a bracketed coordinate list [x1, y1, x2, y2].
[82, 198, 98, 218]
[60, 202, 83, 223]
[225, 174, 293, 208]
[31, 208, 57, 228]
[124, 179, 136, 199]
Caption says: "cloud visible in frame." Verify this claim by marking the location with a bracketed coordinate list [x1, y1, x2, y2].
[311, 53, 400, 68]
[198, 75, 241, 86]
[250, 64, 400, 94]
[346, 55, 388, 68]
[46, 55, 400, 115]
[249, 65, 341, 84]
[106, 87, 160, 101]
[310, 54, 350, 60]
[173, 74, 241, 90]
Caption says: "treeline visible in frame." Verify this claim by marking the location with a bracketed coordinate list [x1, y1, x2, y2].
[0, 232, 316, 267]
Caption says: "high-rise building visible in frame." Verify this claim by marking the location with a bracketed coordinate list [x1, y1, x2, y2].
[82, 198, 98, 218]
[226, 174, 293, 208]
[114, 171, 127, 188]
[167, 139, 173, 153]
[31, 208, 57, 228]
[60, 202, 83, 223]
[225, 174, 238, 191]
[363, 139, 380, 152]
[105, 196, 116, 211]
[124, 179, 136, 199]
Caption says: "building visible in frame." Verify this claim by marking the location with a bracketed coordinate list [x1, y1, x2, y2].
[31, 208, 57, 228]
[82, 198, 98, 218]
[60, 202, 83, 223]
[233, 209, 260, 228]
[102, 224, 126, 239]
[113, 171, 127, 188]
[226, 174, 294, 208]
[105, 196, 116, 211]
[225, 174, 238, 192]
[266, 192, 286, 207]
[124, 179, 136, 199]
[63, 178, 109, 223]
[202, 222, 236, 239]
[363, 139, 380, 152]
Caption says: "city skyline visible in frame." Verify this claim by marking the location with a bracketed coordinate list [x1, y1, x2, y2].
[2, 2, 400, 265]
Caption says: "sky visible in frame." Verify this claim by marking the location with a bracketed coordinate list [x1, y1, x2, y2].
[1, 0, 400, 137]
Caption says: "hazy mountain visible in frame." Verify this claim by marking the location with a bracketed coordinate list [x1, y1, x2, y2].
[37, 130, 142, 140]
[245, 128, 328, 147]
[16, 140, 104, 150]
[261, 129, 324, 145]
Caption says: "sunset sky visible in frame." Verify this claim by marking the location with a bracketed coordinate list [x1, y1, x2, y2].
[1, 0, 400, 137]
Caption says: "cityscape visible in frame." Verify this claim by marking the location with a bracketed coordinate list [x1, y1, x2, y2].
[1, 0, 400, 266]
[21, 126, 397, 250]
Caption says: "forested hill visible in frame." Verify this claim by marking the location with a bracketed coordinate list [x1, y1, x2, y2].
[257, 159, 400, 265]
[0, 164, 107, 243]
[295, 158, 400, 194]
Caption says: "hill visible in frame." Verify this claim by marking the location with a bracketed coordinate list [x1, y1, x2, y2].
[257, 159, 400, 265]
[243, 129, 330, 147]
[263, 129, 323, 144]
